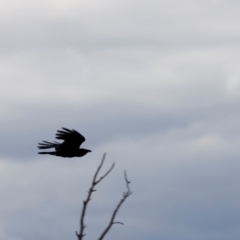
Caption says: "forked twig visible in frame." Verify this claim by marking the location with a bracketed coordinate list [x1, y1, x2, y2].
[98, 170, 132, 240]
[75, 153, 115, 240]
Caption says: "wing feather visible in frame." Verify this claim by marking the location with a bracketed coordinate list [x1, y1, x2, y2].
[55, 127, 85, 150]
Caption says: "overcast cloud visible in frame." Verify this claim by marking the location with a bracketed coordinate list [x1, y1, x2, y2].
[1, 0, 240, 239]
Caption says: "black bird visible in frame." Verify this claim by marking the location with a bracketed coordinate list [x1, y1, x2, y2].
[38, 127, 91, 158]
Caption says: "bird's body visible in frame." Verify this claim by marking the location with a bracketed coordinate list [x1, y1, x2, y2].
[38, 128, 91, 158]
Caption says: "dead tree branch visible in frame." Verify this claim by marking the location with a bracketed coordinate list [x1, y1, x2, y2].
[75, 153, 115, 240]
[98, 170, 132, 240]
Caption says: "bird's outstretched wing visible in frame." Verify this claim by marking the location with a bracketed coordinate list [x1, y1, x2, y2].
[55, 127, 85, 150]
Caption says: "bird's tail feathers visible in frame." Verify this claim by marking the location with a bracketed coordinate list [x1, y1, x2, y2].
[38, 141, 59, 149]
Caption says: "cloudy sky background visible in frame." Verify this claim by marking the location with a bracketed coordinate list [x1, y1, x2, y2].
[1, 0, 240, 239]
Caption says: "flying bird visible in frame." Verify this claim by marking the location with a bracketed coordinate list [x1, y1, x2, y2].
[38, 127, 91, 158]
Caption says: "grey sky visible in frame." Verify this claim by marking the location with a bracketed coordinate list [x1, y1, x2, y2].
[1, 0, 240, 239]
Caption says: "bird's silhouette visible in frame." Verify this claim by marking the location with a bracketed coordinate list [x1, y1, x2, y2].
[38, 127, 91, 158]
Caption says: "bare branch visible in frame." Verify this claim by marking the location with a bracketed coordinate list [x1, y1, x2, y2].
[95, 162, 115, 184]
[76, 153, 115, 240]
[98, 171, 132, 240]
[125, 170, 130, 186]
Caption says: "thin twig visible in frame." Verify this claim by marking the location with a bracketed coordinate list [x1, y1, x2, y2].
[76, 153, 115, 240]
[98, 171, 132, 240]
[113, 221, 124, 225]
